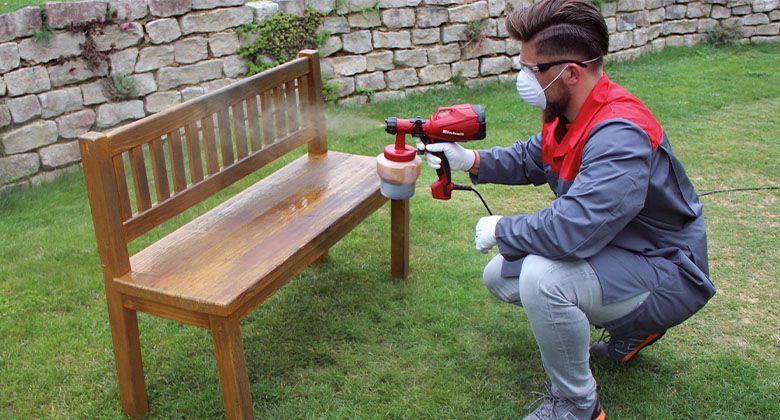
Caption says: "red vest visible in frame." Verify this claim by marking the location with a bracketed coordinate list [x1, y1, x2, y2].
[541, 74, 663, 182]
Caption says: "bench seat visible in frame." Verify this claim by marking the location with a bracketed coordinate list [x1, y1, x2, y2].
[114, 151, 385, 318]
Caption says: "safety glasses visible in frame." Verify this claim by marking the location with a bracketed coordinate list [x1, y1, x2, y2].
[519, 57, 601, 73]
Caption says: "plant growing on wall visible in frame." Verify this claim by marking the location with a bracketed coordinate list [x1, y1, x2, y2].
[237, 9, 327, 75]
[103, 74, 138, 100]
[32, 9, 54, 43]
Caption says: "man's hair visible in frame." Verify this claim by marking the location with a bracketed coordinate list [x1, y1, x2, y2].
[506, 0, 609, 62]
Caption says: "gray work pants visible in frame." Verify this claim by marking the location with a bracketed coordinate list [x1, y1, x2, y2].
[483, 254, 649, 409]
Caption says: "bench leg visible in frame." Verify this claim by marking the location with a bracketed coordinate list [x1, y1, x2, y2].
[210, 315, 254, 420]
[314, 250, 329, 264]
[105, 290, 148, 417]
[391, 199, 410, 279]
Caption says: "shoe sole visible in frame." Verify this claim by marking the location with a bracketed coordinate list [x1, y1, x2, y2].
[620, 332, 665, 363]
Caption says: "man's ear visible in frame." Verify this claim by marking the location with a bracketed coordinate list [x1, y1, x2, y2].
[564, 64, 581, 86]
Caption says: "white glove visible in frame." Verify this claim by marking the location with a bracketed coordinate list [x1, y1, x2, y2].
[475, 215, 502, 254]
[415, 139, 476, 172]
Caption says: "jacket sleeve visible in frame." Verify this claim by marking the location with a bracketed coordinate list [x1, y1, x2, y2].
[470, 132, 547, 186]
[494, 120, 653, 261]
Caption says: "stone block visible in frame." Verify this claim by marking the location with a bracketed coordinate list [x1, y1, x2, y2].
[157, 60, 224, 90]
[30, 164, 82, 186]
[0, 103, 9, 127]
[426, 0, 465, 5]
[4, 66, 51, 96]
[201, 78, 234, 92]
[662, 19, 698, 35]
[335, 77, 355, 97]
[488, 0, 505, 17]
[8, 95, 41, 123]
[94, 22, 144, 51]
[337, 0, 377, 13]
[275, 0, 305, 15]
[385, 68, 418, 89]
[145, 91, 182, 113]
[150, 0, 192, 17]
[348, 11, 382, 28]
[48, 58, 108, 87]
[497, 17, 509, 38]
[132, 73, 159, 96]
[1, 120, 58, 154]
[617, 12, 641, 31]
[0, 42, 21, 73]
[413, 28, 440, 44]
[56, 109, 96, 138]
[306, 0, 336, 14]
[754, 22, 779, 34]
[222, 55, 247, 77]
[366, 51, 394, 71]
[379, 0, 421, 7]
[39, 141, 81, 168]
[192, 0, 246, 9]
[686, 4, 711, 18]
[174, 36, 208, 63]
[38, 87, 83, 119]
[0, 7, 42, 43]
[321, 16, 350, 34]
[180, 86, 205, 101]
[45, 1, 108, 29]
[81, 81, 109, 105]
[209, 32, 240, 57]
[0, 77, 5, 97]
[356, 71, 386, 90]
[633, 27, 650, 45]
[617, 0, 645, 12]
[753, 0, 779, 13]
[320, 36, 342, 57]
[442, 24, 467, 43]
[648, 7, 666, 23]
[609, 31, 634, 51]
[339, 95, 368, 106]
[0, 153, 39, 183]
[711, 5, 731, 18]
[480, 56, 511, 75]
[18, 32, 85, 64]
[645, 0, 665, 8]
[110, 48, 138, 75]
[427, 43, 460, 64]
[601, 1, 617, 17]
[96, 100, 145, 128]
[461, 38, 505, 59]
[743, 13, 770, 25]
[136, 45, 175, 72]
[481, 18, 499, 37]
[417, 7, 449, 28]
[247, 1, 280, 22]
[394, 49, 428, 67]
[751, 34, 780, 42]
[698, 18, 719, 32]
[732, 5, 751, 15]
[449, 1, 489, 23]
[419, 63, 451, 84]
[666, 4, 687, 19]
[331, 55, 367, 76]
[146, 18, 182, 44]
[465, 76, 497, 88]
[111, 0, 150, 20]
[343, 30, 373, 54]
[373, 31, 411, 49]
[505, 39, 521, 55]
[382, 9, 415, 28]
[180, 6, 254, 34]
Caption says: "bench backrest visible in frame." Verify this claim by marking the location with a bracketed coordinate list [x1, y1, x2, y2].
[80, 50, 326, 278]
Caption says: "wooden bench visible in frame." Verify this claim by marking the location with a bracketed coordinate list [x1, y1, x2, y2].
[79, 50, 409, 419]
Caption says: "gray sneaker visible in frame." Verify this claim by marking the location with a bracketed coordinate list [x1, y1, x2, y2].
[590, 331, 665, 363]
[524, 384, 605, 420]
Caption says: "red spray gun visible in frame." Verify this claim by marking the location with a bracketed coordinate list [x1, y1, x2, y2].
[384, 104, 488, 203]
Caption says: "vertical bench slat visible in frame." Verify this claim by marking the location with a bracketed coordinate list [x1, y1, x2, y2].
[168, 129, 188, 193]
[128, 146, 152, 212]
[285, 81, 299, 132]
[201, 116, 220, 175]
[246, 95, 262, 152]
[217, 109, 235, 166]
[273, 86, 287, 138]
[231, 102, 249, 160]
[184, 123, 204, 183]
[260, 91, 274, 147]
[149, 138, 171, 202]
[297, 75, 310, 121]
[113, 154, 133, 220]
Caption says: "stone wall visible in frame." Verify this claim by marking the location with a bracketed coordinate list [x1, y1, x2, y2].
[0, 0, 778, 195]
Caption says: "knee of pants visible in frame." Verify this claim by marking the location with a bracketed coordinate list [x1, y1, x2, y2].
[482, 254, 517, 304]
[518, 254, 566, 307]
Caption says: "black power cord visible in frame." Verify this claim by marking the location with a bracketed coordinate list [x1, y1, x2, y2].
[699, 186, 780, 197]
[453, 184, 493, 215]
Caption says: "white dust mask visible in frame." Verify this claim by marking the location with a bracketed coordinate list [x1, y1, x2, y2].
[515, 65, 568, 110]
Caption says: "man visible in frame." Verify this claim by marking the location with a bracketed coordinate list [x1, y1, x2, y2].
[419, 0, 716, 418]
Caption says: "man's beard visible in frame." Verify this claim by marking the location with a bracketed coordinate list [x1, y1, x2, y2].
[543, 86, 571, 124]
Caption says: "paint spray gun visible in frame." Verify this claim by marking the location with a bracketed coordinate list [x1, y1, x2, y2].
[377, 104, 492, 214]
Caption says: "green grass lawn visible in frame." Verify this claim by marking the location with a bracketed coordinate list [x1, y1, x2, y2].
[1, 43, 779, 418]
[0, 0, 65, 14]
